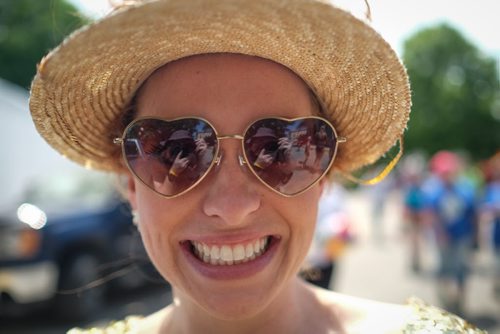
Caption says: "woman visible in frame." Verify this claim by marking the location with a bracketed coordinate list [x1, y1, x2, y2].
[30, 0, 484, 332]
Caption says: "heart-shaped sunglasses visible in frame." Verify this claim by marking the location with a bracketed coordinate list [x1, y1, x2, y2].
[114, 116, 346, 197]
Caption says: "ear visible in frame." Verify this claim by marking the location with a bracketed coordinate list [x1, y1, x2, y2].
[318, 176, 330, 195]
[126, 173, 138, 211]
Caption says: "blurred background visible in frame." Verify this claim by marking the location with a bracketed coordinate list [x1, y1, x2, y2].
[0, 0, 498, 333]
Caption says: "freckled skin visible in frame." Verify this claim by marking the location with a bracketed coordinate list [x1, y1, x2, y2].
[126, 54, 324, 328]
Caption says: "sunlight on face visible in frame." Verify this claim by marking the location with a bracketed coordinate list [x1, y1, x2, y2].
[127, 54, 324, 320]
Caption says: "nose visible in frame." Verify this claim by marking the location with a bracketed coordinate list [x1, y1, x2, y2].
[202, 149, 261, 225]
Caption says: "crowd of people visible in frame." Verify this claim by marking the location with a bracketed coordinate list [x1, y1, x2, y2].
[304, 149, 499, 317]
[400, 150, 500, 315]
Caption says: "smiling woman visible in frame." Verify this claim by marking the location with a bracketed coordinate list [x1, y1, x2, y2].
[29, 0, 485, 333]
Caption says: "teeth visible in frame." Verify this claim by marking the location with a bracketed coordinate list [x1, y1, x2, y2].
[233, 245, 245, 261]
[221, 245, 233, 262]
[260, 238, 266, 250]
[191, 237, 270, 266]
[210, 246, 220, 260]
[253, 240, 260, 254]
[245, 244, 253, 258]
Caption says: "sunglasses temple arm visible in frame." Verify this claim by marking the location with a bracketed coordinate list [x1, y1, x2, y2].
[340, 136, 404, 186]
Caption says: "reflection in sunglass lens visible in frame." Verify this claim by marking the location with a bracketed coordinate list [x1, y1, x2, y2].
[121, 117, 338, 197]
[243, 118, 337, 196]
[123, 118, 218, 197]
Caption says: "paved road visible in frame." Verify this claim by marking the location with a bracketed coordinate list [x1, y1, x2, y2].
[335, 190, 500, 333]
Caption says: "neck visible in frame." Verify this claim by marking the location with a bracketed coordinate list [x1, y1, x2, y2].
[164, 277, 320, 334]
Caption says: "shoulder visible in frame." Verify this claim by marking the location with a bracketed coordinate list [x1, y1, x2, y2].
[403, 297, 486, 333]
[67, 307, 170, 334]
[311, 288, 485, 333]
[315, 290, 413, 333]
[67, 315, 144, 334]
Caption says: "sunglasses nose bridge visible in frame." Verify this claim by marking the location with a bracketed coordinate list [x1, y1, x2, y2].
[214, 154, 247, 167]
[215, 134, 246, 167]
[217, 134, 244, 140]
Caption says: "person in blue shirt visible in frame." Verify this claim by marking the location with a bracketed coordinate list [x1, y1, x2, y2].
[479, 153, 500, 301]
[400, 153, 427, 273]
[424, 151, 477, 315]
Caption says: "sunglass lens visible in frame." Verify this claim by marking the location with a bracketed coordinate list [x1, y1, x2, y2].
[243, 118, 337, 195]
[123, 118, 218, 197]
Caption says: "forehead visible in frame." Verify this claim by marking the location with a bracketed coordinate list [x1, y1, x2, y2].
[134, 54, 315, 128]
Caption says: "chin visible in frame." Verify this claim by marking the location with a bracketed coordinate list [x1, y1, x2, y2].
[198, 291, 275, 321]
[174, 271, 290, 322]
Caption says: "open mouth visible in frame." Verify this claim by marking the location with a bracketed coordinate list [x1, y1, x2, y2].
[189, 236, 273, 266]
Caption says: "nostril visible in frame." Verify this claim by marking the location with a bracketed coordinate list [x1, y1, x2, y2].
[202, 164, 261, 222]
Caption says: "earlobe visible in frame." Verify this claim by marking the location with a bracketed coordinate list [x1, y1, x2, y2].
[318, 177, 330, 195]
[127, 174, 138, 210]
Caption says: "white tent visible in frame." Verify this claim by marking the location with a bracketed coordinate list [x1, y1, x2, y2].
[0, 78, 96, 209]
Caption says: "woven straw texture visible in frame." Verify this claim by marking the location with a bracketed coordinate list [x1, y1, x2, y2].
[30, 0, 411, 173]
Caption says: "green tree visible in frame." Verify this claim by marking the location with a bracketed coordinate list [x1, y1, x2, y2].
[0, 0, 89, 89]
[403, 24, 499, 161]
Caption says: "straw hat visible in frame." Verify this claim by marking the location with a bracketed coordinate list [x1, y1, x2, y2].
[30, 0, 411, 174]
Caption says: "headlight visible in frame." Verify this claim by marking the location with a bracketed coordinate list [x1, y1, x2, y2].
[0, 203, 46, 261]
[17, 203, 47, 230]
[0, 228, 42, 260]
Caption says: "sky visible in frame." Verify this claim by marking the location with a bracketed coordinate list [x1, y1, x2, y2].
[69, 0, 499, 58]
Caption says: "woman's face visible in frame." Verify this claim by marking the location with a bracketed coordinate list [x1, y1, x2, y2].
[127, 54, 323, 319]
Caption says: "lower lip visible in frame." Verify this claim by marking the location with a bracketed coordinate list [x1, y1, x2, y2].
[181, 237, 280, 280]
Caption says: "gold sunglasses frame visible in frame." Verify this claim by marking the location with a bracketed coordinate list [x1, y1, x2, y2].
[114, 116, 346, 198]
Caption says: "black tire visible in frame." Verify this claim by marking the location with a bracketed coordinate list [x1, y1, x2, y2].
[55, 253, 105, 321]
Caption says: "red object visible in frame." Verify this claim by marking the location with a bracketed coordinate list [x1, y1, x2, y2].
[430, 151, 460, 176]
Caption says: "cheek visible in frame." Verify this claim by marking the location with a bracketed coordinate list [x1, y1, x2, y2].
[295, 186, 321, 225]
[276, 197, 319, 284]
[296, 204, 318, 252]
[134, 187, 179, 281]
[283, 186, 322, 259]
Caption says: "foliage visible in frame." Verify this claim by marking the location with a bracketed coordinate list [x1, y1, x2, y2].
[0, 0, 89, 89]
[402, 24, 499, 161]
[1, 4, 498, 161]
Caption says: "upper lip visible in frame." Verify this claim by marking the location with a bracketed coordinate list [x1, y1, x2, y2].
[178, 219, 283, 245]
[184, 234, 275, 245]
[181, 229, 279, 245]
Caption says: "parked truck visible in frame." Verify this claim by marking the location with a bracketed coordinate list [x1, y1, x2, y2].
[0, 172, 158, 320]
[0, 79, 160, 320]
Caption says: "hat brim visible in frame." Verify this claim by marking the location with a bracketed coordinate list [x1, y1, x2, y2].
[30, 0, 411, 173]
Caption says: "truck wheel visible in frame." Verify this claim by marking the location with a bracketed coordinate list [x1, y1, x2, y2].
[56, 253, 105, 321]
